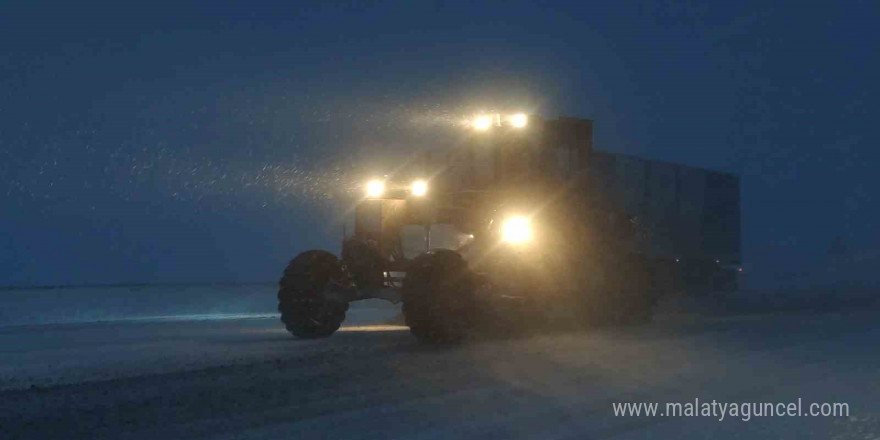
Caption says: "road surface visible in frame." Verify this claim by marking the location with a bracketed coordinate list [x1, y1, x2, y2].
[1, 302, 878, 439]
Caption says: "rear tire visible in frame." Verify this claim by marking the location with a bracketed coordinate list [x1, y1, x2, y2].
[278, 250, 349, 339]
[402, 250, 475, 344]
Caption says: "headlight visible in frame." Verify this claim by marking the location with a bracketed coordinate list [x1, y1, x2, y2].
[410, 180, 428, 197]
[472, 115, 493, 131]
[509, 113, 528, 128]
[501, 216, 532, 244]
[365, 179, 385, 198]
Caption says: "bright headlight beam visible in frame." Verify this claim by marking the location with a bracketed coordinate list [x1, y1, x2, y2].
[509, 113, 528, 128]
[365, 179, 385, 198]
[410, 180, 428, 197]
[502, 216, 532, 244]
[473, 115, 493, 131]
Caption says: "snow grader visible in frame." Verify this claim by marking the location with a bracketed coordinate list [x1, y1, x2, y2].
[275, 113, 692, 343]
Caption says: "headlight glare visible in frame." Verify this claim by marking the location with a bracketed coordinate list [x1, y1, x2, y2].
[501, 216, 532, 244]
[472, 115, 493, 131]
[410, 180, 428, 197]
[365, 179, 385, 198]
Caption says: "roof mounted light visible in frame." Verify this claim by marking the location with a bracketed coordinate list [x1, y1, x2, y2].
[410, 180, 428, 197]
[509, 113, 528, 128]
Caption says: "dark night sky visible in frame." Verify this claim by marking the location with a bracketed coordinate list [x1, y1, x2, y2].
[1, 1, 878, 288]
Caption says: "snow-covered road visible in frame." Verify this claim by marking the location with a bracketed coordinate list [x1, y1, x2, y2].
[1, 302, 877, 439]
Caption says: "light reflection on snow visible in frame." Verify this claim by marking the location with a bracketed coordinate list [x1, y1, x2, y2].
[338, 325, 409, 332]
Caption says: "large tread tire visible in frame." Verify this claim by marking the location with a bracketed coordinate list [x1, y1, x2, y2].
[402, 250, 475, 344]
[278, 250, 349, 339]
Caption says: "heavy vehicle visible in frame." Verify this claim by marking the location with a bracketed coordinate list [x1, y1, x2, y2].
[277, 114, 741, 342]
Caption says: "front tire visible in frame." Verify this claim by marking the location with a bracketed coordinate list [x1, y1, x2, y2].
[278, 250, 349, 339]
[402, 250, 476, 343]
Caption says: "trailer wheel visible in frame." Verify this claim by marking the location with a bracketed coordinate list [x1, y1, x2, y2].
[278, 250, 349, 339]
[402, 250, 475, 343]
